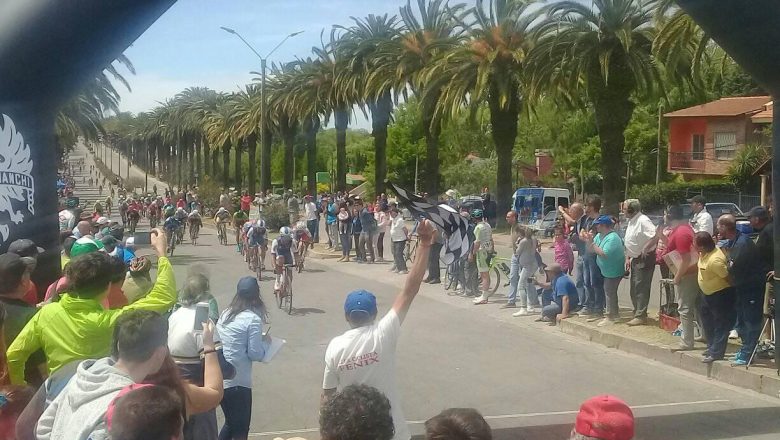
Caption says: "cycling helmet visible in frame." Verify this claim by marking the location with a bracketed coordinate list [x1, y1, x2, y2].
[65, 198, 78, 209]
[191, 209, 199, 216]
[176, 207, 185, 213]
[470, 208, 483, 219]
[279, 226, 291, 236]
[256, 219, 265, 227]
[165, 207, 175, 217]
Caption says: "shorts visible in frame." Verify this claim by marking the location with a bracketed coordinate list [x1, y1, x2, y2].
[277, 249, 293, 265]
[476, 249, 490, 273]
[249, 237, 266, 248]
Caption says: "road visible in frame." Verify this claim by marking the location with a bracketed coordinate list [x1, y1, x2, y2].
[65, 145, 780, 440]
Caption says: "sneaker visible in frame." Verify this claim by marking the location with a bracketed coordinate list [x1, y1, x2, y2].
[525, 307, 540, 315]
[672, 343, 694, 352]
[391, 268, 399, 273]
[729, 329, 739, 339]
[512, 308, 529, 317]
[400, 270, 409, 274]
[500, 303, 517, 309]
[597, 318, 615, 327]
[586, 315, 604, 323]
[428, 279, 441, 285]
[626, 317, 647, 327]
[731, 354, 749, 366]
[579, 308, 594, 316]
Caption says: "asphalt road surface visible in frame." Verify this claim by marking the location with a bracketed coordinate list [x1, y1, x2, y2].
[132, 220, 780, 440]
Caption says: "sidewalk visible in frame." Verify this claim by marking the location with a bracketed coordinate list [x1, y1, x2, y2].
[308, 242, 780, 399]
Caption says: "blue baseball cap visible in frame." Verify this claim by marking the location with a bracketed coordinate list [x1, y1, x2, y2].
[237, 276, 260, 298]
[344, 290, 378, 317]
[592, 215, 615, 226]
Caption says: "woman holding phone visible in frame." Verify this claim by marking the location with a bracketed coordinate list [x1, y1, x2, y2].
[217, 277, 271, 440]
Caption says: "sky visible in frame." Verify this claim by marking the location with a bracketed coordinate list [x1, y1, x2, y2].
[116, 0, 426, 128]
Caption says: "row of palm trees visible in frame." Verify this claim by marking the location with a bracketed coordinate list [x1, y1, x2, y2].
[100, 0, 718, 214]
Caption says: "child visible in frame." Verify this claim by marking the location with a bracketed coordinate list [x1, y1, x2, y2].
[553, 228, 575, 274]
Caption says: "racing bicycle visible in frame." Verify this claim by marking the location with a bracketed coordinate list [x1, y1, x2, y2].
[275, 263, 295, 315]
[216, 221, 228, 245]
[444, 253, 511, 295]
[189, 221, 200, 245]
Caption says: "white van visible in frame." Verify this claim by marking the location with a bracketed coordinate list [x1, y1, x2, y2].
[512, 187, 570, 224]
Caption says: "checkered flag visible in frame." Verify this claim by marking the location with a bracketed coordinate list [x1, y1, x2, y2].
[389, 182, 472, 265]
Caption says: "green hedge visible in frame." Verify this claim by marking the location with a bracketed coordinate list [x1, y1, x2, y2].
[629, 180, 738, 212]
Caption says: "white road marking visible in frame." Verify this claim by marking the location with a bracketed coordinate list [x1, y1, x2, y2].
[248, 399, 730, 437]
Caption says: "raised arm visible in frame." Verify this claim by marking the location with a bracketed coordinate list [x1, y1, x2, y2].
[6, 312, 42, 384]
[392, 219, 435, 323]
[186, 321, 224, 415]
[558, 206, 576, 225]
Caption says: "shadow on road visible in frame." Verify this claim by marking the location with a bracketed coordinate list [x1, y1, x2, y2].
[303, 268, 326, 273]
[409, 407, 780, 440]
[290, 307, 326, 316]
[168, 255, 222, 265]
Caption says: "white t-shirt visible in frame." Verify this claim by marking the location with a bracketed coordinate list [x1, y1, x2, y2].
[305, 202, 318, 221]
[691, 210, 714, 235]
[168, 306, 220, 361]
[390, 216, 407, 242]
[624, 213, 656, 258]
[58, 209, 75, 231]
[323, 310, 410, 440]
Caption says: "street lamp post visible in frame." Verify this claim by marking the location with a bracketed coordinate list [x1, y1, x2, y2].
[220, 26, 303, 193]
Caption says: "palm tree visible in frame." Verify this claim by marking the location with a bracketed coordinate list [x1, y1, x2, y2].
[426, 0, 536, 220]
[529, 0, 660, 211]
[228, 86, 262, 193]
[266, 63, 301, 190]
[369, 0, 467, 199]
[205, 97, 236, 188]
[336, 14, 400, 197]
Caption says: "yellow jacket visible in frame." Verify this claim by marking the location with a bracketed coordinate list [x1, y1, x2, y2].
[6, 257, 176, 384]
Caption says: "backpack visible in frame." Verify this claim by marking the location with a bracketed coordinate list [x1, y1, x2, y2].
[277, 235, 293, 251]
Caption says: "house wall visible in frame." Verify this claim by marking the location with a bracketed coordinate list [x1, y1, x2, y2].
[669, 117, 707, 153]
[704, 116, 750, 175]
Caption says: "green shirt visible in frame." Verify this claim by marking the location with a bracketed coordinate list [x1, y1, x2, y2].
[7, 257, 177, 385]
[594, 231, 625, 278]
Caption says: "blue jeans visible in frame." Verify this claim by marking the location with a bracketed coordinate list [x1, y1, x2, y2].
[542, 302, 562, 321]
[340, 233, 352, 257]
[506, 255, 520, 304]
[575, 254, 586, 306]
[583, 253, 605, 314]
[736, 283, 765, 358]
[219, 386, 253, 440]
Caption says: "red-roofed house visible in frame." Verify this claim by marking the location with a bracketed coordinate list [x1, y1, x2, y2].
[665, 96, 772, 179]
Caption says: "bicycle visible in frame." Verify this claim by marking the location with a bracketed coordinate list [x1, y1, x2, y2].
[128, 212, 140, 235]
[296, 244, 307, 273]
[166, 226, 179, 257]
[149, 212, 158, 229]
[275, 264, 295, 315]
[403, 234, 419, 263]
[189, 221, 200, 245]
[485, 254, 511, 294]
[216, 222, 228, 245]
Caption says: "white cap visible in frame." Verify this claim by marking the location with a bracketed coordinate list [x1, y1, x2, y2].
[125, 237, 135, 246]
[96, 217, 109, 225]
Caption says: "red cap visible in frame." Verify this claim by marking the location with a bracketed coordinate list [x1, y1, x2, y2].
[574, 395, 634, 440]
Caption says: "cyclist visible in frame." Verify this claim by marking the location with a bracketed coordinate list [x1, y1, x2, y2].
[104, 195, 113, 216]
[148, 199, 160, 228]
[292, 221, 312, 265]
[127, 198, 142, 233]
[246, 219, 268, 271]
[214, 207, 231, 244]
[188, 209, 203, 241]
[232, 208, 249, 251]
[471, 208, 495, 305]
[271, 226, 295, 294]
[164, 208, 183, 242]
[119, 197, 129, 226]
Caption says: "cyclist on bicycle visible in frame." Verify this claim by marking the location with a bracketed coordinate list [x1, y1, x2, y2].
[127, 199, 141, 232]
[232, 209, 249, 250]
[118, 197, 128, 226]
[271, 226, 295, 294]
[188, 209, 203, 230]
[164, 207, 183, 237]
[471, 208, 495, 305]
[292, 221, 312, 265]
[246, 219, 268, 270]
[148, 199, 160, 227]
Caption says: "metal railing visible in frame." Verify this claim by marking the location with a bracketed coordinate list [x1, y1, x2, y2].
[668, 151, 705, 171]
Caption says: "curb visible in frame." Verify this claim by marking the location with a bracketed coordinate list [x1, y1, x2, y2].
[558, 319, 780, 399]
[309, 248, 344, 260]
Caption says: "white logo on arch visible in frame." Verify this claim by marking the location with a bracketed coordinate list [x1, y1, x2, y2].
[0, 114, 35, 244]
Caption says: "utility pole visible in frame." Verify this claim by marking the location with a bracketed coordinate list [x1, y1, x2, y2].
[624, 153, 631, 202]
[656, 100, 664, 185]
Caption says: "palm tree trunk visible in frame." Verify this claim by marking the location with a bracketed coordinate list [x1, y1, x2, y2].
[304, 115, 320, 197]
[261, 125, 273, 192]
[176, 140, 183, 190]
[222, 142, 231, 187]
[370, 91, 393, 197]
[423, 114, 441, 200]
[187, 139, 195, 187]
[235, 143, 243, 189]
[247, 132, 258, 195]
[335, 109, 349, 192]
[203, 138, 211, 177]
[196, 136, 203, 184]
[488, 87, 521, 227]
[283, 124, 295, 191]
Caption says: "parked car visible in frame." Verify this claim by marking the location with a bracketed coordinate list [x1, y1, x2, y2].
[535, 210, 559, 238]
[680, 203, 747, 222]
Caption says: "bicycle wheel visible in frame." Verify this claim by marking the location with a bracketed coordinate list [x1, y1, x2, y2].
[255, 254, 262, 281]
[297, 253, 304, 273]
[488, 266, 501, 294]
[275, 283, 283, 309]
[283, 269, 293, 314]
[168, 232, 176, 257]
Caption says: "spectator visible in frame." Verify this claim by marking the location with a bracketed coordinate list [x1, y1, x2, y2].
[123, 257, 154, 304]
[322, 220, 435, 440]
[716, 215, 763, 366]
[389, 208, 409, 274]
[747, 205, 773, 281]
[304, 195, 318, 248]
[320, 385, 394, 440]
[579, 198, 604, 320]
[6, 228, 176, 387]
[510, 226, 539, 316]
[622, 199, 656, 326]
[240, 191, 252, 215]
[688, 195, 713, 235]
[424, 224, 444, 284]
[73, 220, 91, 239]
[287, 193, 300, 225]
[107, 385, 185, 440]
[7, 239, 44, 306]
[216, 277, 271, 440]
[534, 263, 579, 325]
[60, 233, 76, 269]
[359, 201, 378, 263]
[501, 211, 523, 309]
[571, 395, 634, 440]
[553, 227, 575, 275]
[662, 205, 699, 351]
[425, 408, 492, 440]
[376, 205, 391, 262]
[352, 206, 365, 262]
[471, 210, 495, 305]
[0, 385, 36, 440]
[327, 197, 340, 251]
[584, 215, 625, 327]
[36, 310, 170, 440]
[338, 204, 353, 262]
[559, 203, 588, 307]
[694, 231, 735, 363]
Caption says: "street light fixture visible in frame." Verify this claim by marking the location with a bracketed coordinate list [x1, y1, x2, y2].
[221, 26, 304, 192]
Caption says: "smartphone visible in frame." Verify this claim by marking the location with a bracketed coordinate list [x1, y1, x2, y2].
[193, 302, 210, 331]
[262, 326, 271, 337]
[133, 231, 151, 245]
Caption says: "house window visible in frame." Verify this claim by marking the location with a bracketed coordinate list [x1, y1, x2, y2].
[714, 132, 737, 160]
[692, 134, 704, 160]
